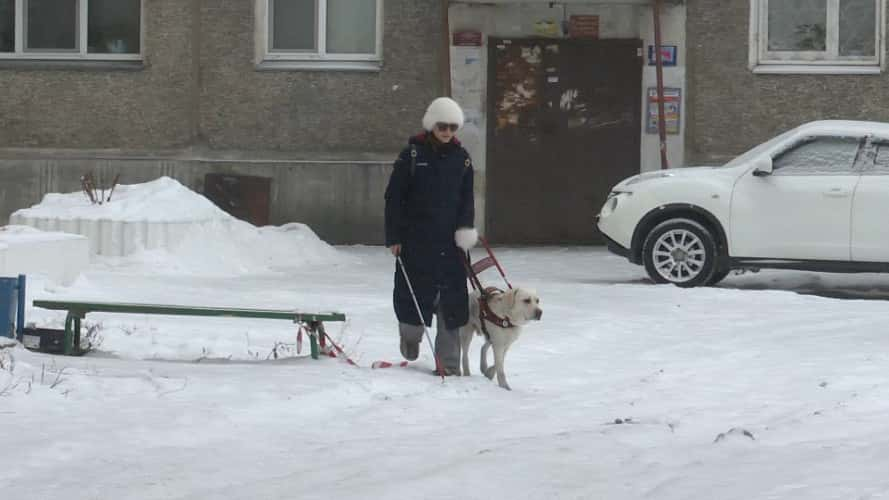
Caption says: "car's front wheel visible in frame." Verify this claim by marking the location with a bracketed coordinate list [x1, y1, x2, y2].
[642, 218, 718, 287]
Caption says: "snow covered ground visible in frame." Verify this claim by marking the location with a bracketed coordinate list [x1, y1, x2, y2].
[3, 178, 889, 499]
[4, 244, 889, 499]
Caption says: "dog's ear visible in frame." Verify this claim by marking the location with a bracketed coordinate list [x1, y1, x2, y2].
[505, 289, 518, 319]
[486, 291, 505, 315]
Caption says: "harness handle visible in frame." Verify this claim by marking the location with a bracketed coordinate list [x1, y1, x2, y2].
[479, 236, 512, 290]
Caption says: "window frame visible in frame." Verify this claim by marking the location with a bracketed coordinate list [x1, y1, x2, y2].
[256, 0, 384, 71]
[0, 0, 143, 61]
[748, 0, 886, 74]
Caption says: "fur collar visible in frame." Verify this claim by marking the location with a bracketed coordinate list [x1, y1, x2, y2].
[409, 132, 462, 149]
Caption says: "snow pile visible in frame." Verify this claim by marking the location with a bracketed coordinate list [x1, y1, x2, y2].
[104, 220, 346, 276]
[10, 176, 344, 275]
[0, 225, 89, 284]
[11, 177, 234, 256]
[12, 176, 229, 222]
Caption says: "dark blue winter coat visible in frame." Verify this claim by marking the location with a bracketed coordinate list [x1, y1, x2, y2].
[385, 133, 475, 330]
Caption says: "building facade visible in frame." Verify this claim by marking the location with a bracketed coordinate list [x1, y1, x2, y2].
[0, 0, 444, 244]
[686, 0, 889, 164]
[3, 1, 883, 245]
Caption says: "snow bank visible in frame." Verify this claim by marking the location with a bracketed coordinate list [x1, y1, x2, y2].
[11, 176, 344, 276]
[0, 225, 89, 285]
[12, 176, 230, 222]
[11, 177, 233, 256]
[104, 220, 345, 276]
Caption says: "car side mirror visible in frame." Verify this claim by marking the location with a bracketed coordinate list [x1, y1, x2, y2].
[752, 157, 773, 177]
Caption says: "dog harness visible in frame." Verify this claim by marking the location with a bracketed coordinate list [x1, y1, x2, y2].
[477, 287, 517, 340]
[461, 242, 517, 340]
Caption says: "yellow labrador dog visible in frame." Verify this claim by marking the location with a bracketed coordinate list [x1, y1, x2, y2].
[459, 287, 542, 390]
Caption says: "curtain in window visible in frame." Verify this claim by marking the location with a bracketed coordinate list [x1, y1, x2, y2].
[768, 0, 827, 51]
[88, 0, 140, 54]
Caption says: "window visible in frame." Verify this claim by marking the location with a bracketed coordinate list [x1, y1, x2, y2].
[858, 139, 889, 173]
[257, 0, 383, 71]
[749, 0, 885, 74]
[0, 0, 141, 60]
[0, 0, 13, 52]
[772, 136, 862, 175]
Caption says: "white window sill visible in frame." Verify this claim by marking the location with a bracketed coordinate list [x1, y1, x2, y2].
[256, 59, 382, 72]
[751, 64, 882, 75]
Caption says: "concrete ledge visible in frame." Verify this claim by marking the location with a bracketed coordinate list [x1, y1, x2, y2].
[10, 215, 234, 257]
[0, 156, 392, 245]
[0, 60, 145, 72]
[0, 147, 393, 164]
[255, 60, 382, 72]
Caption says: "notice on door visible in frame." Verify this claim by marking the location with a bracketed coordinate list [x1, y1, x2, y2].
[646, 87, 682, 135]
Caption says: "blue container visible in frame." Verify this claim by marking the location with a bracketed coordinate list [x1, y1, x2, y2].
[0, 275, 26, 339]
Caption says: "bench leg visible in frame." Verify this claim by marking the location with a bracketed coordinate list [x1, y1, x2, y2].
[64, 313, 75, 356]
[309, 329, 319, 360]
[63, 312, 86, 356]
[318, 322, 327, 351]
[306, 321, 328, 360]
[74, 316, 82, 354]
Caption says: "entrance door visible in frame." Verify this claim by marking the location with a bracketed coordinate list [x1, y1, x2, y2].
[487, 38, 642, 244]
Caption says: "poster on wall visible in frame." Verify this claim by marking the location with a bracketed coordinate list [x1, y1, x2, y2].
[451, 46, 483, 116]
[568, 15, 599, 39]
[533, 20, 561, 38]
[646, 87, 682, 135]
[647, 45, 677, 66]
[450, 45, 485, 160]
[453, 31, 483, 47]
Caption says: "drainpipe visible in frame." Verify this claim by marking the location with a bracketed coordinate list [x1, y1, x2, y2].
[653, 0, 669, 169]
[441, 0, 452, 97]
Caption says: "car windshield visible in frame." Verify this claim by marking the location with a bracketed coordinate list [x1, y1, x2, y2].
[723, 128, 800, 168]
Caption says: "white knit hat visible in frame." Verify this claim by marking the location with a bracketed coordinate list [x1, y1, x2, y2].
[422, 97, 465, 131]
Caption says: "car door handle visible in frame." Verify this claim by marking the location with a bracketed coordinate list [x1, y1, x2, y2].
[823, 188, 851, 198]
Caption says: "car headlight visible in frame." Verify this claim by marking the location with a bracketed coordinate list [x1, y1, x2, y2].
[599, 190, 631, 218]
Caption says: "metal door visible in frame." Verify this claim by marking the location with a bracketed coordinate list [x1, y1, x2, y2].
[487, 38, 642, 244]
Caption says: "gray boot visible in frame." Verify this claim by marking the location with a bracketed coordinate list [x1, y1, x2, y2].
[399, 322, 424, 361]
[434, 304, 461, 373]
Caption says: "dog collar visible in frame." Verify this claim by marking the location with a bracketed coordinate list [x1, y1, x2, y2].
[478, 287, 517, 330]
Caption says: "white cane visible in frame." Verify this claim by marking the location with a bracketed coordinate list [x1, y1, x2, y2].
[397, 255, 446, 379]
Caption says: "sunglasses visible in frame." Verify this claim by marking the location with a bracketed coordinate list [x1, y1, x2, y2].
[435, 123, 459, 132]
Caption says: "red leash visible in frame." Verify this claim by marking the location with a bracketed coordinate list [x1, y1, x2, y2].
[318, 329, 359, 366]
[371, 360, 409, 369]
[315, 326, 414, 371]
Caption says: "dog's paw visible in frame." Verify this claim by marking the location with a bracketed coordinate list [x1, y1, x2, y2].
[498, 382, 512, 391]
[484, 366, 496, 380]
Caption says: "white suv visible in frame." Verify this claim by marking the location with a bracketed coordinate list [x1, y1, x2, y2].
[597, 120, 889, 287]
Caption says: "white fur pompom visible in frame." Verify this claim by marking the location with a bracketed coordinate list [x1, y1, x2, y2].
[455, 227, 478, 250]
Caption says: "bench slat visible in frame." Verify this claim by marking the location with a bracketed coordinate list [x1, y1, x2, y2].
[33, 300, 346, 322]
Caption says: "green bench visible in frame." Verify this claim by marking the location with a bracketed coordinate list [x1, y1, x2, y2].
[32, 300, 346, 357]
